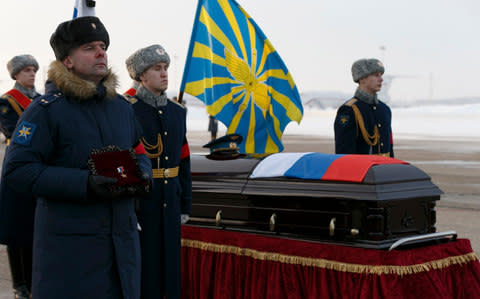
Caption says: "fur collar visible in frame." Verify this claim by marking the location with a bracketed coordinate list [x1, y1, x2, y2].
[47, 60, 118, 101]
[354, 87, 379, 105]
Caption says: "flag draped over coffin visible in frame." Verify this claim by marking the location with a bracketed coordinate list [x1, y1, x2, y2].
[250, 152, 408, 183]
[180, 0, 303, 154]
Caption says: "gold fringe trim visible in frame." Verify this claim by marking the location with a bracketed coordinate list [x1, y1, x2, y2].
[181, 238, 479, 276]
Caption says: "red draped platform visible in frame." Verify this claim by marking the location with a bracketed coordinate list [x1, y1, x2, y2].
[181, 225, 480, 299]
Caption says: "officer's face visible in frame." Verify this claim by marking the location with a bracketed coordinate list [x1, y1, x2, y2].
[360, 72, 383, 94]
[15, 66, 37, 89]
[140, 62, 169, 95]
[63, 41, 108, 84]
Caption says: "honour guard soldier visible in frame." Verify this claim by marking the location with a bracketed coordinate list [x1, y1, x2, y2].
[1, 16, 152, 299]
[334, 58, 394, 157]
[126, 44, 192, 299]
[0, 55, 40, 144]
[0, 54, 40, 299]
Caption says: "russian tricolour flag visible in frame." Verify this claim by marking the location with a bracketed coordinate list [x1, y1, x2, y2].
[250, 152, 407, 183]
[73, 0, 96, 19]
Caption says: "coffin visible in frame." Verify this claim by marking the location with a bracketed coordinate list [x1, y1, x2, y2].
[189, 152, 442, 249]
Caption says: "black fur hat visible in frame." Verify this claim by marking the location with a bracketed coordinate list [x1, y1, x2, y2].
[50, 16, 110, 60]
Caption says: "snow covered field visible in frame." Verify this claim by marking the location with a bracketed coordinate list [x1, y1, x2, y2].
[186, 102, 480, 142]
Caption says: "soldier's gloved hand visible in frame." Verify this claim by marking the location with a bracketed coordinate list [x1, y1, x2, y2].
[181, 214, 190, 224]
[87, 175, 124, 200]
[126, 171, 152, 197]
[139, 171, 152, 192]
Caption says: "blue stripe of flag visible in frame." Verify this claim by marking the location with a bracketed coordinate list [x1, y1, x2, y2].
[284, 153, 345, 180]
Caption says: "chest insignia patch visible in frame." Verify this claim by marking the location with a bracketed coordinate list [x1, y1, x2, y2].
[13, 121, 37, 146]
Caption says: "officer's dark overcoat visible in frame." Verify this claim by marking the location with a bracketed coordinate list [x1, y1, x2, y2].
[334, 93, 394, 157]
[2, 61, 151, 299]
[131, 94, 192, 299]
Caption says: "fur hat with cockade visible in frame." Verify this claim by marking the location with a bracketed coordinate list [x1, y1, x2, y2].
[7, 55, 39, 80]
[50, 16, 110, 60]
[125, 44, 170, 81]
[351, 58, 384, 83]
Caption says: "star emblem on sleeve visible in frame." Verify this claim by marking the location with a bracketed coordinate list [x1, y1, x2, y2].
[18, 125, 32, 138]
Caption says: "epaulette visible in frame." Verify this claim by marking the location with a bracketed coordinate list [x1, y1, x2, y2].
[125, 95, 138, 104]
[345, 98, 358, 107]
[38, 93, 62, 107]
[168, 98, 185, 109]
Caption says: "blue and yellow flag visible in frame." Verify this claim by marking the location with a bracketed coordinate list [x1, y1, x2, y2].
[180, 0, 303, 154]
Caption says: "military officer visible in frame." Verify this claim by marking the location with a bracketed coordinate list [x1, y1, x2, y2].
[0, 54, 40, 299]
[334, 58, 394, 157]
[126, 44, 192, 299]
[1, 16, 152, 299]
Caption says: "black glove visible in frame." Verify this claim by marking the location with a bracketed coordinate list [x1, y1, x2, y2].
[127, 171, 151, 197]
[140, 171, 151, 191]
[87, 175, 125, 200]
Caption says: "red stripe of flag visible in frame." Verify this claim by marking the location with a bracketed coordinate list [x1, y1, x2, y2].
[322, 155, 407, 183]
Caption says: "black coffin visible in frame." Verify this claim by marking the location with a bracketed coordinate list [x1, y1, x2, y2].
[189, 154, 442, 249]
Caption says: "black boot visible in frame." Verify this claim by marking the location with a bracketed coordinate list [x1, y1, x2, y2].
[7, 246, 32, 299]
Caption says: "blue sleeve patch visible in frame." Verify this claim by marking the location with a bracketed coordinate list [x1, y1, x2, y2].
[13, 121, 37, 146]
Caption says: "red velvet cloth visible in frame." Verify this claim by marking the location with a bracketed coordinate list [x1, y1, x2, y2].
[89, 149, 143, 187]
[181, 226, 480, 299]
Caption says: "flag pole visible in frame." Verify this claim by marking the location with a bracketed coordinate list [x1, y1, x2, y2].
[177, 91, 184, 104]
[73, 0, 96, 18]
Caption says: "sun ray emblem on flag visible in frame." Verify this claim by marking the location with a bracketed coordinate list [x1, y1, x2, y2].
[180, 0, 303, 154]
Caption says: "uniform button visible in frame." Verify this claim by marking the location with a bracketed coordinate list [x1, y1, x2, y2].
[164, 203, 167, 208]
[164, 180, 168, 184]
[378, 123, 382, 127]
[165, 156, 169, 160]
[373, 106, 377, 110]
[381, 142, 384, 147]
[164, 131, 168, 136]
[158, 110, 163, 114]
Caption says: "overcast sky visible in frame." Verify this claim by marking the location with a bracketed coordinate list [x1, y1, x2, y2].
[1, 0, 479, 102]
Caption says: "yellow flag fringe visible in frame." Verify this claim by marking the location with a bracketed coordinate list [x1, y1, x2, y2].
[182, 238, 479, 276]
